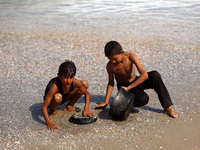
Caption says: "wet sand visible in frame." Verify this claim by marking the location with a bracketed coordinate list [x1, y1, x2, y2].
[0, 28, 200, 150]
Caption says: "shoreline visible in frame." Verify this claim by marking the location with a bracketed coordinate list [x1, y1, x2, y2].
[1, 20, 199, 49]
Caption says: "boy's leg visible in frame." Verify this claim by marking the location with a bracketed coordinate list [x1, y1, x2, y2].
[142, 71, 173, 108]
[64, 80, 88, 111]
[64, 88, 83, 111]
[117, 83, 149, 107]
[131, 89, 149, 107]
[142, 71, 178, 118]
[49, 93, 62, 115]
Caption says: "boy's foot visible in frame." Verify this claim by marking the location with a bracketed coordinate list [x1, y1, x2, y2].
[163, 107, 178, 118]
[64, 105, 75, 111]
[64, 105, 82, 112]
[49, 110, 58, 115]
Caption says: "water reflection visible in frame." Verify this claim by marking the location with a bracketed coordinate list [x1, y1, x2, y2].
[0, 0, 199, 46]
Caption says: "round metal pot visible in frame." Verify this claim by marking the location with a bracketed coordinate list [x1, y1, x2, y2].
[109, 88, 135, 120]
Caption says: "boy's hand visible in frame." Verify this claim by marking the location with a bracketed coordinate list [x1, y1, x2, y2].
[83, 110, 94, 117]
[121, 86, 128, 91]
[48, 124, 58, 132]
[93, 103, 108, 109]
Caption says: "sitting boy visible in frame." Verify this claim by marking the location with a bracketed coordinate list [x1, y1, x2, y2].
[94, 41, 178, 118]
[42, 60, 94, 131]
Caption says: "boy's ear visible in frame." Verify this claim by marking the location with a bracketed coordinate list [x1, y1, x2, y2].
[57, 73, 61, 78]
[120, 50, 124, 54]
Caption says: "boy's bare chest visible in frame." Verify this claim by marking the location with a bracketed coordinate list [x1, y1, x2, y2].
[61, 85, 71, 94]
[113, 62, 133, 75]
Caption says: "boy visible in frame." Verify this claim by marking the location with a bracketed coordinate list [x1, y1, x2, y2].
[42, 60, 94, 131]
[94, 41, 178, 118]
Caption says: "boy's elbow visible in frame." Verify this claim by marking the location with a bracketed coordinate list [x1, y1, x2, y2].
[145, 72, 149, 80]
[142, 72, 148, 81]
[41, 106, 44, 112]
[41, 105, 47, 112]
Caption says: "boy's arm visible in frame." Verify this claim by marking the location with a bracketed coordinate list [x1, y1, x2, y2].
[93, 64, 114, 109]
[74, 79, 94, 117]
[123, 53, 148, 91]
[41, 84, 58, 131]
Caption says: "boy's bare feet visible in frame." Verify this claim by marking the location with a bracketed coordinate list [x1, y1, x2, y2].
[64, 105, 82, 112]
[49, 110, 58, 115]
[64, 105, 75, 111]
[163, 106, 178, 118]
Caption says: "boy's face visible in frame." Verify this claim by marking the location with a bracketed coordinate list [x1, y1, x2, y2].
[58, 74, 74, 87]
[107, 53, 123, 64]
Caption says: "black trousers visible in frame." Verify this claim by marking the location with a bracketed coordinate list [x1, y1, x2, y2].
[117, 71, 173, 108]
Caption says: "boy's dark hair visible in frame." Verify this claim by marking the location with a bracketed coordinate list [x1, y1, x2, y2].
[58, 60, 76, 77]
[104, 41, 122, 57]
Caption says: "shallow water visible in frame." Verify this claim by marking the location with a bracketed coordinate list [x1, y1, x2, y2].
[0, 0, 199, 47]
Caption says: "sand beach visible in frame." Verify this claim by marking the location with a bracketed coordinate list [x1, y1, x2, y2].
[0, 0, 200, 149]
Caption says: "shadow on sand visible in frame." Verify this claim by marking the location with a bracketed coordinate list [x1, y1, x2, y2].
[139, 105, 163, 114]
[29, 95, 163, 125]
[28, 95, 108, 125]
[29, 103, 46, 126]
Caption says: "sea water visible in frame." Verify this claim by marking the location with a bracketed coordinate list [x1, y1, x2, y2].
[0, 0, 199, 46]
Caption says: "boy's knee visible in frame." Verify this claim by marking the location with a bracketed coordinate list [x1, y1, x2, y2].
[134, 92, 149, 107]
[81, 80, 88, 89]
[150, 70, 161, 79]
[53, 93, 62, 104]
[140, 93, 149, 105]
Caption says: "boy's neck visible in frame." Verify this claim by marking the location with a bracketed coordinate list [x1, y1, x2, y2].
[120, 53, 125, 64]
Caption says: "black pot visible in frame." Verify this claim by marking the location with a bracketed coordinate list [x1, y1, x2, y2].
[69, 112, 98, 125]
[109, 88, 135, 121]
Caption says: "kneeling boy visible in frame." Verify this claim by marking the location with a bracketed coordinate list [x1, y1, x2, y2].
[94, 41, 178, 118]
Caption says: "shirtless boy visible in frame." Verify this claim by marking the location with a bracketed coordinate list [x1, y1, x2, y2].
[94, 41, 178, 118]
[42, 60, 94, 131]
